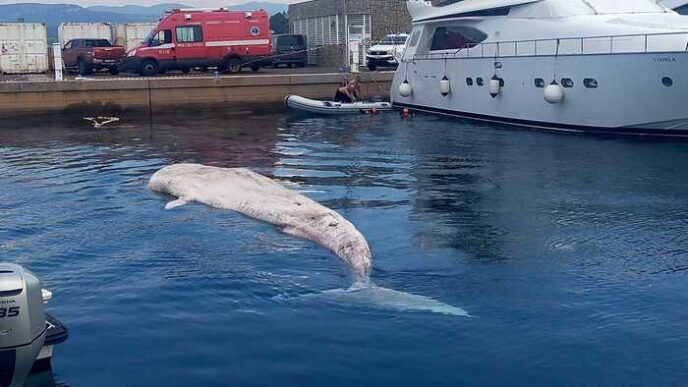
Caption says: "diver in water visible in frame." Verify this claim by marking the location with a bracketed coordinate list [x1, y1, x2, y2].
[400, 107, 414, 119]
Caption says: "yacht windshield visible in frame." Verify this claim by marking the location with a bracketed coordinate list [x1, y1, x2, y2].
[585, 0, 665, 14]
[429, 26, 487, 51]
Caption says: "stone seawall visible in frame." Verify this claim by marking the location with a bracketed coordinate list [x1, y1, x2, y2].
[0, 72, 394, 119]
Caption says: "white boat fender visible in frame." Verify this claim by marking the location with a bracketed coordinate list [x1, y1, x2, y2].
[399, 80, 413, 97]
[440, 76, 451, 97]
[489, 76, 501, 98]
[544, 81, 564, 104]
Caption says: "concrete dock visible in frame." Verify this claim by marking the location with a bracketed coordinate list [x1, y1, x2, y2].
[0, 71, 395, 119]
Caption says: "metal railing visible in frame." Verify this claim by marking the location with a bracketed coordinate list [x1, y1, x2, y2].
[412, 31, 688, 61]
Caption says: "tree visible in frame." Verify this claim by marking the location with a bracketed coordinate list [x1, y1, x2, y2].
[270, 12, 288, 35]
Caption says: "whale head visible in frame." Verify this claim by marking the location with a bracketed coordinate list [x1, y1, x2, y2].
[282, 214, 372, 278]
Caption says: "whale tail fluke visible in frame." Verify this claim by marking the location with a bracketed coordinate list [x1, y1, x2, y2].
[278, 281, 470, 317]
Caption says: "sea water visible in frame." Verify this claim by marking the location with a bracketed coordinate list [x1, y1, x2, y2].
[1, 110, 687, 386]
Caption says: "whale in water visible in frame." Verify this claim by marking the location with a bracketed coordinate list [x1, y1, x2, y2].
[149, 164, 468, 317]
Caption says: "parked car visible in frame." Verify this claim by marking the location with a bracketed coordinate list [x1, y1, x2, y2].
[62, 39, 125, 75]
[124, 8, 272, 76]
[271, 34, 307, 68]
[365, 34, 408, 71]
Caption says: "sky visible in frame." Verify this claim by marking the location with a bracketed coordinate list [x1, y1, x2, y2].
[0, 0, 301, 5]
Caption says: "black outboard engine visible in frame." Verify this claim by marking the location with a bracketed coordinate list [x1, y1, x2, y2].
[0, 264, 67, 387]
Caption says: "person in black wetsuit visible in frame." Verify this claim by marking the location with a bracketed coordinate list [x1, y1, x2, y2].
[334, 83, 357, 103]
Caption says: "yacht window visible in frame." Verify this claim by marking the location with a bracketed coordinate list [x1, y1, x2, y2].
[583, 78, 598, 88]
[476, 77, 484, 86]
[534, 78, 545, 88]
[496, 77, 505, 87]
[662, 77, 673, 87]
[561, 78, 574, 88]
[466, 77, 473, 86]
[441, 6, 511, 18]
[409, 30, 421, 47]
[463, 7, 511, 17]
[429, 26, 487, 51]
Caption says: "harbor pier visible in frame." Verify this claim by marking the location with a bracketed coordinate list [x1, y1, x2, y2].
[0, 71, 394, 119]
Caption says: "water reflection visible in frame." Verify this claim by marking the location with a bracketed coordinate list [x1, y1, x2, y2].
[276, 115, 416, 211]
[398, 115, 688, 276]
[24, 369, 69, 387]
[0, 109, 280, 173]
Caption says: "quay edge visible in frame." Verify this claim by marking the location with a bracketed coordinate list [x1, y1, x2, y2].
[0, 72, 394, 119]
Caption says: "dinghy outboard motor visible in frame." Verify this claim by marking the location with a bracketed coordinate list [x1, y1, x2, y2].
[0, 263, 68, 387]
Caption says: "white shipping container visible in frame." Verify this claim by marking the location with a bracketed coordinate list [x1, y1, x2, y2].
[58, 23, 114, 47]
[0, 23, 49, 74]
[114, 23, 157, 51]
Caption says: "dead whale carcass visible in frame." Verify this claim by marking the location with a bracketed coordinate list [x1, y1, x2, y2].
[149, 164, 372, 277]
[149, 164, 468, 316]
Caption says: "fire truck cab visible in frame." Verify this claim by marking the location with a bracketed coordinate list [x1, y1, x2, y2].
[124, 8, 272, 76]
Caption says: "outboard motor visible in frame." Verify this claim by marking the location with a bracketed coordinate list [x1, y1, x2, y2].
[0, 264, 66, 387]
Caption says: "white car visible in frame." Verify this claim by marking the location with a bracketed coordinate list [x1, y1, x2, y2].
[365, 34, 408, 71]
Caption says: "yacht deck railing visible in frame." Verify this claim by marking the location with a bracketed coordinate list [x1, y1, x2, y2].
[412, 31, 688, 60]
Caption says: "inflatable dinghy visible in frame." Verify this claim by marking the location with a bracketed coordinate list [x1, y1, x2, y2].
[285, 94, 392, 115]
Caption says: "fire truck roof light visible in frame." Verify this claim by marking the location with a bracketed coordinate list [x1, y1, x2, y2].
[174, 8, 229, 13]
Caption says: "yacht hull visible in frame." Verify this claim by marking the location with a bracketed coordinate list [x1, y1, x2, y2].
[392, 52, 688, 136]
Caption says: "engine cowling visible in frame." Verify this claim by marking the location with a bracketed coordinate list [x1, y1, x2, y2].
[0, 263, 47, 387]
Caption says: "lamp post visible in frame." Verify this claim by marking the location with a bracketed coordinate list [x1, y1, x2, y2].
[342, 0, 348, 71]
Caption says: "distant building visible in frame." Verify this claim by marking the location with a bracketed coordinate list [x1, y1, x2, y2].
[287, 0, 417, 67]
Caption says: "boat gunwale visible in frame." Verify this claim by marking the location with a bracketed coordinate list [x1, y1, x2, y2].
[407, 30, 688, 61]
[392, 101, 688, 138]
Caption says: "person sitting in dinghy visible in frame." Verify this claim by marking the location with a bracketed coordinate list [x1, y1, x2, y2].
[349, 76, 363, 100]
[334, 83, 357, 103]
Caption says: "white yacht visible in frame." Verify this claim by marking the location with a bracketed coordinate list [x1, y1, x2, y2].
[391, 0, 688, 136]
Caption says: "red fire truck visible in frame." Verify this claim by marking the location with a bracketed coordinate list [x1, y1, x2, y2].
[124, 8, 272, 76]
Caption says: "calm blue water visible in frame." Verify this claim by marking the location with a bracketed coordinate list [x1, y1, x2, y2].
[1, 111, 687, 386]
